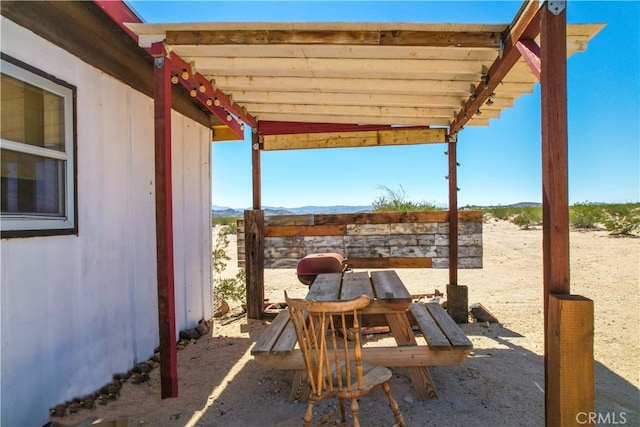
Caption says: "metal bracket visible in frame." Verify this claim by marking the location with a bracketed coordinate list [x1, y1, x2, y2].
[543, 1, 566, 15]
[448, 133, 458, 143]
[154, 57, 164, 68]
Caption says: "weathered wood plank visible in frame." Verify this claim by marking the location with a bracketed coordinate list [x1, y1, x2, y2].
[370, 270, 412, 302]
[265, 224, 346, 237]
[390, 245, 437, 257]
[387, 234, 435, 246]
[264, 247, 306, 259]
[253, 345, 472, 370]
[252, 310, 292, 354]
[410, 303, 451, 349]
[388, 257, 432, 268]
[426, 302, 472, 346]
[265, 214, 314, 226]
[271, 318, 299, 354]
[346, 224, 390, 235]
[266, 237, 305, 247]
[389, 223, 438, 234]
[341, 272, 375, 302]
[345, 247, 390, 258]
[306, 273, 342, 301]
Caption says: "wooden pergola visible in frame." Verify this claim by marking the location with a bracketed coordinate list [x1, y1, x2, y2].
[121, 1, 601, 425]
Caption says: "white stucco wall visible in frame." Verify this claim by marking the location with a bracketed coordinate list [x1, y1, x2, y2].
[0, 17, 212, 427]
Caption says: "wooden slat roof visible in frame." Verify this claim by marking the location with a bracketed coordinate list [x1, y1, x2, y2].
[127, 19, 603, 139]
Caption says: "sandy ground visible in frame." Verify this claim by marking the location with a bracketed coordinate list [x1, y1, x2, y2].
[57, 219, 639, 427]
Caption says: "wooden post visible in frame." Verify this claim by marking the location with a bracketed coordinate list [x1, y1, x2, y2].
[539, 2, 594, 424]
[151, 43, 178, 398]
[245, 209, 264, 319]
[547, 295, 595, 426]
[446, 136, 468, 323]
[252, 132, 261, 210]
[447, 139, 459, 285]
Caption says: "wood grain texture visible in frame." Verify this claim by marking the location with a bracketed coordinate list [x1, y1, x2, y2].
[547, 295, 594, 426]
[237, 211, 483, 270]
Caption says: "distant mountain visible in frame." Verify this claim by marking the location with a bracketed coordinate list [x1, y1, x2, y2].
[212, 205, 372, 218]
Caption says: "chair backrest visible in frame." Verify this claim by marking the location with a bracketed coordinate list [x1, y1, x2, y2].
[284, 293, 371, 397]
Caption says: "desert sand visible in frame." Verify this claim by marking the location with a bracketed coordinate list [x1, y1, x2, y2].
[57, 219, 639, 427]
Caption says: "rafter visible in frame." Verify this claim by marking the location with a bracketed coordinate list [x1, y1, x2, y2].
[142, 25, 504, 48]
[450, 1, 543, 134]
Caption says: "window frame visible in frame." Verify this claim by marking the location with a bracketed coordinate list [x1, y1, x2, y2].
[1, 53, 78, 238]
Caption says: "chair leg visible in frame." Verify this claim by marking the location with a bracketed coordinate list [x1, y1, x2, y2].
[303, 398, 315, 427]
[338, 397, 346, 423]
[351, 398, 360, 427]
[382, 382, 405, 427]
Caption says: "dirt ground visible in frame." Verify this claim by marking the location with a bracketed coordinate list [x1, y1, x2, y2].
[58, 219, 639, 427]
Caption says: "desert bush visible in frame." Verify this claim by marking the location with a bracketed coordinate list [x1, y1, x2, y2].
[212, 216, 239, 226]
[485, 205, 511, 220]
[213, 224, 246, 303]
[603, 204, 640, 236]
[511, 207, 542, 229]
[372, 185, 439, 212]
[569, 202, 604, 229]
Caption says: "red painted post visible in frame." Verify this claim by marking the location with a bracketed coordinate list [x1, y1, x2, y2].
[252, 132, 261, 210]
[152, 42, 178, 398]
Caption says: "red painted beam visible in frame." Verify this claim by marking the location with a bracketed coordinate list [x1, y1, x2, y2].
[93, 0, 143, 41]
[151, 42, 178, 399]
[167, 52, 252, 136]
[92, 0, 256, 133]
[450, 1, 542, 134]
[516, 39, 541, 81]
[258, 121, 430, 136]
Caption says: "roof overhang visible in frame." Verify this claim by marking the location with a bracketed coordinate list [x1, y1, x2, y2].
[127, 11, 603, 145]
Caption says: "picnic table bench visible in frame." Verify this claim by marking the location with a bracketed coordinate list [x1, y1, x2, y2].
[251, 271, 473, 400]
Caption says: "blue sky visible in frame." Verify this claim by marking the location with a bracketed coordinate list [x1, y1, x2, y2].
[129, 1, 639, 208]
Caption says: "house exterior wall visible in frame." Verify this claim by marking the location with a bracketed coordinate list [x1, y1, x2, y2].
[1, 17, 212, 427]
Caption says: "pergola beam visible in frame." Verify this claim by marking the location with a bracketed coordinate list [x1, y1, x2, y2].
[450, 1, 543, 134]
[164, 28, 502, 48]
[516, 39, 542, 81]
[260, 128, 447, 151]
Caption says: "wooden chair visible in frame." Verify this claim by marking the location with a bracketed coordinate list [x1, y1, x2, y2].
[284, 293, 405, 427]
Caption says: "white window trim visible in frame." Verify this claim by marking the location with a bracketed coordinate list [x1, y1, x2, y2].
[1, 56, 77, 236]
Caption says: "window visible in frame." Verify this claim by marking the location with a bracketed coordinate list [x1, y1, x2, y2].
[1, 54, 77, 237]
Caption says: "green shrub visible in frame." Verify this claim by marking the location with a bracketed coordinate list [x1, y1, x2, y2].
[372, 185, 439, 212]
[485, 205, 511, 220]
[570, 202, 604, 229]
[213, 224, 246, 303]
[511, 207, 542, 229]
[603, 204, 640, 236]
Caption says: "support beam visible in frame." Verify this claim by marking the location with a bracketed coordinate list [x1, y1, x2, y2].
[516, 39, 541, 81]
[151, 42, 178, 398]
[446, 136, 468, 324]
[252, 132, 262, 209]
[539, 3, 591, 425]
[261, 128, 447, 151]
[447, 139, 459, 285]
[245, 209, 265, 319]
[167, 52, 257, 131]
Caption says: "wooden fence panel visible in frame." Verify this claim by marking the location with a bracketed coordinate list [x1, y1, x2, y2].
[237, 211, 482, 270]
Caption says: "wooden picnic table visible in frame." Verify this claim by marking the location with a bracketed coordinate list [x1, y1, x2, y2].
[251, 270, 473, 400]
